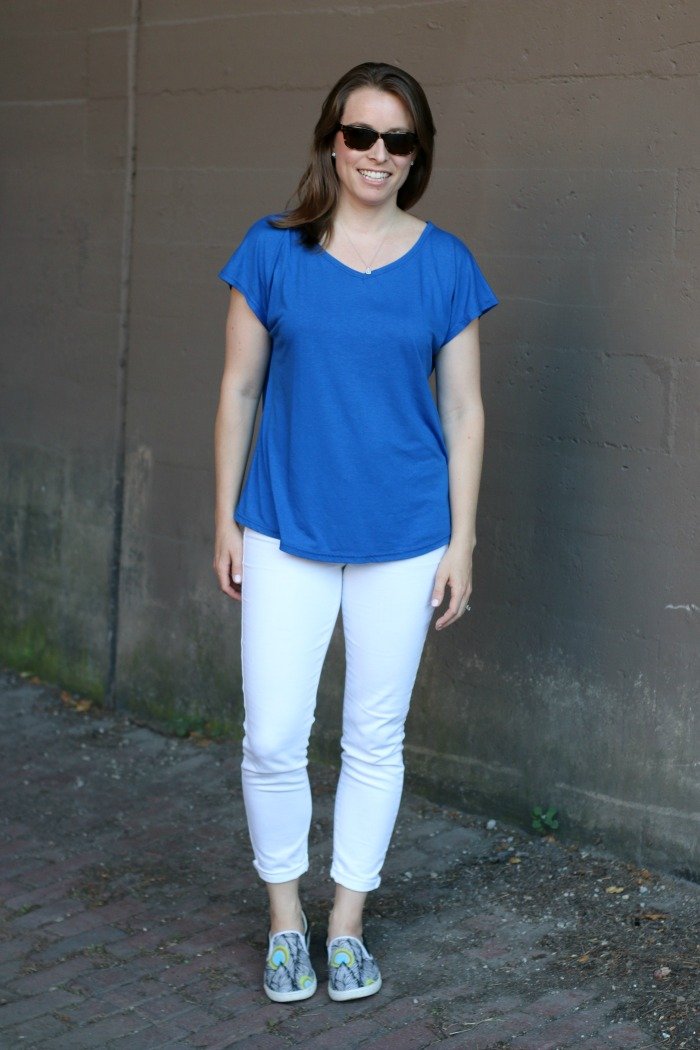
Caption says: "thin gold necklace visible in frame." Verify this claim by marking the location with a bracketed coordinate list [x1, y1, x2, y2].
[336, 215, 397, 275]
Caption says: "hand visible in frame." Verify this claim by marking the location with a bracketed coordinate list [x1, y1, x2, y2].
[430, 543, 474, 630]
[213, 521, 244, 601]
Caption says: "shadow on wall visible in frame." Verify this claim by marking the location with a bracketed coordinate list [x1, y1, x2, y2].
[485, 160, 698, 871]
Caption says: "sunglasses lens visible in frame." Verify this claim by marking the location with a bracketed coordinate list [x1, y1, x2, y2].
[383, 133, 417, 156]
[342, 126, 377, 151]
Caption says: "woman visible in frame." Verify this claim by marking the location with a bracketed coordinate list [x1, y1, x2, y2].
[214, 61, 498, 1004]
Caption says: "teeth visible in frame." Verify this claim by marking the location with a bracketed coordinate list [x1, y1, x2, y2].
[359, 170, 390, 181]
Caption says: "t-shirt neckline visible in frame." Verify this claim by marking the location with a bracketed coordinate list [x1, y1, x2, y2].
[318, 221, 433, 278]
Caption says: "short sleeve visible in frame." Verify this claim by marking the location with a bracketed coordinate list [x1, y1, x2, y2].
[217, 216, 284, 328]
[441, 238, 499, 347]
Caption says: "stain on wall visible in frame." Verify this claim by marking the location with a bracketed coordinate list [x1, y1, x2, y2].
[1, 0, 698, 876]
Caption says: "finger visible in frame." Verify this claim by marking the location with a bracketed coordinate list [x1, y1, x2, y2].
[430, 570, 447, 610]
[215, 557, 240, 601]
[230, 564, 243, 602]
[231, 553, 243, 598]
[219, 576, 238, 599]
[436, 588, 469, 630]
[436, 597, 460, 629]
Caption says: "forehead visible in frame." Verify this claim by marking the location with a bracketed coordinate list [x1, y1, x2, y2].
[341, 86, 414, 129]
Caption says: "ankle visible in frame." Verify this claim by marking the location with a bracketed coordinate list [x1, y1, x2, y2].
[270, 902, 305, 936]
[327, 908, 363, 944]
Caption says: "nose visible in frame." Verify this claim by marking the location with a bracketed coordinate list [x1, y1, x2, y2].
[366, 135, 389, 163]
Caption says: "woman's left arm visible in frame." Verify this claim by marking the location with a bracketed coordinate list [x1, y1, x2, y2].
[431, 317, 485, 630]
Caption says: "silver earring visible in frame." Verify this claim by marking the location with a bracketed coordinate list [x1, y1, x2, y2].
[331, 151, 336, 158]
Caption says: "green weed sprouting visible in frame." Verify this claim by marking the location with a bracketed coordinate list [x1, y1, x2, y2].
[532, 804, 559, 834]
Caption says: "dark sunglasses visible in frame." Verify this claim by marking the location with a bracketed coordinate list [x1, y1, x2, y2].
[336, 123, 418, 157]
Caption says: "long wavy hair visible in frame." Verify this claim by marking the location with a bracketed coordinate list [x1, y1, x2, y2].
[271, 62, 436, 248]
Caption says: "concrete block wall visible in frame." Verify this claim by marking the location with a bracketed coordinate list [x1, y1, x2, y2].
[1, 0, 698, 876]
[0, 0, 132, 695]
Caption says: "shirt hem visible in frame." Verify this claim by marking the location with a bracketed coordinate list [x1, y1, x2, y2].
[235, 512, 450, 564]
[441, 297, 499, 347]
[217, 273, 267, 327]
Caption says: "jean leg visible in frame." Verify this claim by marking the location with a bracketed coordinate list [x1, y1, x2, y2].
[241, 529, 342, 883]
[331, 544, 448, 891]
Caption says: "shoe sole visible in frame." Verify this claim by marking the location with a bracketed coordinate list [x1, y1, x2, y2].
[328, 976, 382, 1002]
[264, 979, 317, 1003]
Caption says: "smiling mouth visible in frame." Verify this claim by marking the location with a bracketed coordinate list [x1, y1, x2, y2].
[358, 169, 390, 182]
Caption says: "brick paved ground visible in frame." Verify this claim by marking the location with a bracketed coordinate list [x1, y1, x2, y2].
[1, 670, 697, 1048]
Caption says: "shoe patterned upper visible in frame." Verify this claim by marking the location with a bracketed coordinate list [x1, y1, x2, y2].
[327, 936, 381, 994]
[264, 929, 316, 996]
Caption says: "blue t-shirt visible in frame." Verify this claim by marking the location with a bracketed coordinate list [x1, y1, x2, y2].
[217, 215, 498, 563]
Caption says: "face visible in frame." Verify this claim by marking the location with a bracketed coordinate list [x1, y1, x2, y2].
[332, 86, 416, 209]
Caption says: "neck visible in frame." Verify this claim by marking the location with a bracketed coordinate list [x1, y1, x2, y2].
[333, 196, 401, 235]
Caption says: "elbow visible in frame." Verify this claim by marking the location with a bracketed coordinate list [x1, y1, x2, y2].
[440, 398, 484, 429]
[220, 371, 263, 404]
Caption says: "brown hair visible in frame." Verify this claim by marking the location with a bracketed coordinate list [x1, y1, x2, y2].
[272, 62, 436, 248]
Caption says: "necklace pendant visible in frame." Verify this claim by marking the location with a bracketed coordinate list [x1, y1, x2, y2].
[365, 267, 372, 275]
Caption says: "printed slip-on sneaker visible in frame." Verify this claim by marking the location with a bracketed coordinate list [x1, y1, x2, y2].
[263, 912, 317, 1003]
[327, 935, 382, 1002]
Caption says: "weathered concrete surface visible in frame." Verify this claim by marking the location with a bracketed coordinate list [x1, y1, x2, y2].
[0, 2, 128, 696]
[0, 1, 698, 874]
[1, 673, 698, 1048]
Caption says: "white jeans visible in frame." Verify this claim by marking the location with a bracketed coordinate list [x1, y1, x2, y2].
[240, 527, 448, 893]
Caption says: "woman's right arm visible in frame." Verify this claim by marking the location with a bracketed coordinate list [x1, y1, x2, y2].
[213, 288, 271, 601]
